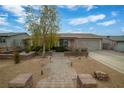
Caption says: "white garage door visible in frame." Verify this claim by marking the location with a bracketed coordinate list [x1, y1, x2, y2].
[75, 39, 101, 50]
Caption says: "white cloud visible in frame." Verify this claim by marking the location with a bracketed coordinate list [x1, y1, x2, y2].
[0, 13, 8, 17]
[58, 5, 78, 10]
[33, 5, 41, 10]
[89, 27, 94, 30]
[0, 28, 13, 32]
[83, 5, 97, 11]
[16, 17, 25, 24]
[97, 20, 116, 26]
[121, 27, 124, 32]
[58, 5, 65, 8]
[111, 11, 118, 17]
[69, 14, 106, 25]
[66, 5, 77, 10]
[14, 26, 23, 30]
[1, 6, 26, 24]
[0, 17, 8, 25]
[2, 6, 25, 17]
[58, 5, 96, 11]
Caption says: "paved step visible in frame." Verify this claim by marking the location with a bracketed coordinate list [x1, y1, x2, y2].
[36, 52, 77, 88]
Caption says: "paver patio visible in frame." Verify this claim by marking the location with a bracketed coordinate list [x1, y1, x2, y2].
[36, 52, 77, 88]
[89, 50, 124, 74]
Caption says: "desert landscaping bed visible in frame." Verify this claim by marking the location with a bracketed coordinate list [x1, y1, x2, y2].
[0, 56, 49, 88]
[0, 54, 124, 88]
[69, 56, 124, 88]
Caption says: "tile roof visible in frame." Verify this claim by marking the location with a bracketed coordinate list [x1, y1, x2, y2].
[0, 32, 29, 37]
[58, 33, 102, 39]
[109, 36, 124, 41]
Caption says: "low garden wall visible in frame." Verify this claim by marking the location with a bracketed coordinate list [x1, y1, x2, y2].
[0, 52, 35, 60]
[20, 52, 36, 60]
[64, 51, 88, 57]
[0, 54, 14, 59]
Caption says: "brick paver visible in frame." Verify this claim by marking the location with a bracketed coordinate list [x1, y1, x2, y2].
[36, 52, 77, 88]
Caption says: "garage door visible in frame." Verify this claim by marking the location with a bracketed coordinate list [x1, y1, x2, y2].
[114, 42, 124, 52]
[75, 39, 101, 50]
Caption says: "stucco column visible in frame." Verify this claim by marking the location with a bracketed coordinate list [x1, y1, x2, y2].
[99, 39, 102, 50]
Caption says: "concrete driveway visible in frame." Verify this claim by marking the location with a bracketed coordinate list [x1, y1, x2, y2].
[89, 50, 124, 74]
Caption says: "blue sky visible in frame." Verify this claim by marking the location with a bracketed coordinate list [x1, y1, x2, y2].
[0, 5, 124, 36]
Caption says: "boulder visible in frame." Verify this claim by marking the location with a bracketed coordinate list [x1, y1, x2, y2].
[77, 74, 97, 88]
[8, 73, 33, 88]
[94, 71, 109, 81]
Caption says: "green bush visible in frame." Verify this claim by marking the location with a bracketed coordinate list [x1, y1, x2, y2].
[85, 52, 89, 58]
[81, 48, 88, 52]
[25, 47, 30, 53]
[54, 46, 68, 52]
[23, 40, 30, 53]
[81, 48, 89, 57]
[25, 49, 30, 53]
[14, 51, 20, 64]
[75, 49, 79, 52]
[30, 46, 42, 52]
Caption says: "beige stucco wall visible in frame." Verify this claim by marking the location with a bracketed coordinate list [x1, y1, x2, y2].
[102, 38, 116, 49]
[8, 34, 28, 47]
[0, 37, 7, 47]
[74, 38, 102, 50]
[0, 34, 28, 49]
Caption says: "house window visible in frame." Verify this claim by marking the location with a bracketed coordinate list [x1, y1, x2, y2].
[0, 38, 6, 43]
[60, 39, 68, 47]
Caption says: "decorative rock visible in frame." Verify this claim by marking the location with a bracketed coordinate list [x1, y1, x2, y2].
[78, 57, 81, 60]
[8, 73, 33, 88]
[79, 79, 97, 88]
[41, 70, 44, 75]
[77, 74, 93, 79]
[70, 62, 72, 67]
[94, 71, 109, 81]
[77, 74, 97, 88]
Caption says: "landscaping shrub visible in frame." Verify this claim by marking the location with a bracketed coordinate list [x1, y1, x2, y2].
[81, 48, 89, 57]
[30, 46, 42, 52]
[25, 46, 30, 53]
[25, 49, 30, 53]
[14, 51, 20, 64]
[54, 46, 68, 52]
[85, 52, 89, 58]
[23, 40, 30, 53]
[75, 49, 79, 52]
[81, 48, 88, 52]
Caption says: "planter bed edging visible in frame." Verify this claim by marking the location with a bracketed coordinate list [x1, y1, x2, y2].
[0, 52, 35, 60]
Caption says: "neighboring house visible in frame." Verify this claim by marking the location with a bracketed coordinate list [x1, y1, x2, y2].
[102, 36, 116, 50]
[108, 36, 124, 52]
[0, 32, 29, 51]
[102, 36, 124, 52]
[58, 33, 102, 50]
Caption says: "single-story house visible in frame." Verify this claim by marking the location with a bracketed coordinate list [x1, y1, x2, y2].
[0, 32, 29, 51]
[57, 33, 102, 50]
[102, 36, 116, 50]
[102, 35, 124, 52]
[1, 32, 122, 52]
[108, 36, 124, 52]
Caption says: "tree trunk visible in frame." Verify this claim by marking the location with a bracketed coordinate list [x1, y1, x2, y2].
[42, 42, 46, 57]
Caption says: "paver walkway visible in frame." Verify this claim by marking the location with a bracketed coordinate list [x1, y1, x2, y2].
[36, 52, 77, 88]
[89, 51, 124, 74]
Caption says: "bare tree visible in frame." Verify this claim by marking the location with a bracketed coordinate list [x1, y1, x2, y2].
[25, 5, 59, 57]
